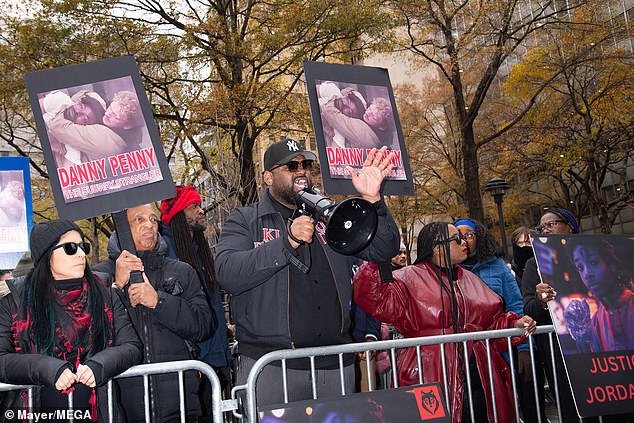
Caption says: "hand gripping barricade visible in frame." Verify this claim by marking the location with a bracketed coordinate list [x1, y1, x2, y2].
[230, 325, 572, 423]
[0, 360, 234, 423]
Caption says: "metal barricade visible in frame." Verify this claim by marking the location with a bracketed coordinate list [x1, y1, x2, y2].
[0, 359, 235, 423]
[234, 325, 571, 423]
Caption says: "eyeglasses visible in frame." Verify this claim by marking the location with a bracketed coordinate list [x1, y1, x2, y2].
[51, 241, 91, 256]
[535, 220, 566, 233]
[460, 232, 476, 240]
[270, 159, 314, 172]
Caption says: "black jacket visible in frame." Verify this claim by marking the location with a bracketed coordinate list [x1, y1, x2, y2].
[520, 257, 552, 326]
[215, 190, 400, 356]
[0, 272, 142, 420]
[93, 234, 215, 422]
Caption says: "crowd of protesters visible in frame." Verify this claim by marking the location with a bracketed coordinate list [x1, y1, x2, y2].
[1, 138, 632, 423]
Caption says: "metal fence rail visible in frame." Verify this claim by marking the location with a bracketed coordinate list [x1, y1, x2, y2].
[0, 359, 230, 423]
[237, 325, 563, 423]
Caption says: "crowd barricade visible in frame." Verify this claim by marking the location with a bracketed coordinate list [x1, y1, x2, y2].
[0, 359, 234, 423]
[233, 325, 572, 423]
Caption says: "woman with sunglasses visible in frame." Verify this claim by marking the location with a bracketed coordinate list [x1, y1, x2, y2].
[454, 219, 542, 422]
[0, 219, 142, 418]
[354, 222, 535, 423]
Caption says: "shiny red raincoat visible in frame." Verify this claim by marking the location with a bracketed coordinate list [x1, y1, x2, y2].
[353, 261, 526, 423]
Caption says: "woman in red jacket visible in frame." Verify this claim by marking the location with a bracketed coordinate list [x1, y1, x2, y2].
[353, 222, 535, 423]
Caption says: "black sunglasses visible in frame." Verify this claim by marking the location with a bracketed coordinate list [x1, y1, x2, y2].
[271, 159, 314, 172]
[52, 241, 91, 256]
[436, 234, 464, 246]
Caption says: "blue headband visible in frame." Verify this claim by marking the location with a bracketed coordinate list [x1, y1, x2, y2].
[454, 219, 476, 232]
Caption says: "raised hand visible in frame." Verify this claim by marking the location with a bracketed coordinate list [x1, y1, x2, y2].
[345, 146, 395, 203]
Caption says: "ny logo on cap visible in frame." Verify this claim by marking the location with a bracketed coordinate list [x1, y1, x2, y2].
[287, 140, 299, 152]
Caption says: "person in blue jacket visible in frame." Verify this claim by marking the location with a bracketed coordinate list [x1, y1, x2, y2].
[455, 218, 545, 423]
[160, 186, 232, 423]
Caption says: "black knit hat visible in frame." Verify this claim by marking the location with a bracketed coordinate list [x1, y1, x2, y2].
[30, 220, 83, 265]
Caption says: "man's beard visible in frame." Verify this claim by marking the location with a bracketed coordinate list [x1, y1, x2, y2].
[187, 217, 207, 232]
[273, 175, 309, 208]
[278, 186, 301, 207]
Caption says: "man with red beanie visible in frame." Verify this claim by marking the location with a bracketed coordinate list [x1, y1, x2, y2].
[160, 186, 232, 423]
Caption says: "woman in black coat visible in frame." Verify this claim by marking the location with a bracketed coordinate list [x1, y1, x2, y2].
[0, 220, 142, 419]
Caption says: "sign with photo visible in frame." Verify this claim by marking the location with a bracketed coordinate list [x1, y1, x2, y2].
[532, 234, 634, 417]
[0, 157, 33, 269]
[259, 383, 449, 422]
[25, 56, 175, 220]
[304, 61, 414, 196]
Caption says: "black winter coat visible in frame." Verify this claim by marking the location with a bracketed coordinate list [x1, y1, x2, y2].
[215, 190, 400, 356]
[0, 272, 142, 420]
[92, 234, 215, 422]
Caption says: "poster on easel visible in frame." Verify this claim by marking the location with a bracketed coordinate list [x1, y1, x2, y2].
[532, 234, 634, 417]
[0, 157, 33, 269]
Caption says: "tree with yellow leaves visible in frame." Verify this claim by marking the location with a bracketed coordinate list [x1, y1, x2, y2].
[502, 1, 633, 233]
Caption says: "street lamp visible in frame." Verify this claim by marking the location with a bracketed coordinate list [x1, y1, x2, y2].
[484, 177, 511, 255]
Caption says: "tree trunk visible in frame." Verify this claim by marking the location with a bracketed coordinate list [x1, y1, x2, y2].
[597, 203, 613, 234]
[237, 126, 259, 206]
[460, 122, 484, 220]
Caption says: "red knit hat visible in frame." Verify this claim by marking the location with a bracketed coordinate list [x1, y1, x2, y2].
[161, 186, 202, 225]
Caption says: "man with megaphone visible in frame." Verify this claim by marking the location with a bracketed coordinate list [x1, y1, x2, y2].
[215, 138, 400, 407]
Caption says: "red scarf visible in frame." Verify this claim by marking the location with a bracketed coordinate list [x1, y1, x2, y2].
[12, 278, 114, 422]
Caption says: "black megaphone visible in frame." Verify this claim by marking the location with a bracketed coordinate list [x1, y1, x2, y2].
[296, 188, 378, 255]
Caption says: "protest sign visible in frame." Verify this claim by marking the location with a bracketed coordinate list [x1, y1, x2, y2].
[0, 157, 33, 269]
[533, 234, 634, 417]
[304, 61, 414, 196]
[25, 56, 175, 220]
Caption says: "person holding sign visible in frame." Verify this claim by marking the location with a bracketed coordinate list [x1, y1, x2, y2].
[521, 207, 582, 423]
[93, 204, 215, 422]
[0, 220, 141, 418]
[564, 238, 634, 353]
[354, 222, 536, 423]
[215, 140, 400, 406]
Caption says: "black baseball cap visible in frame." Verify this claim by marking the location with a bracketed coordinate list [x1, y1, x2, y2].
[263, 138, 317, 172]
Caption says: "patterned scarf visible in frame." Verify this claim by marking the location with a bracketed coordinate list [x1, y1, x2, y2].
[53, 279, 92, 366]
[11, 277, 114, 421]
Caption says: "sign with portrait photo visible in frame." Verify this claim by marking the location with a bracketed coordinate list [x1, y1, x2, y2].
[0, 157, 33, 269]
[532, 234, 634, 417]
[25, 56, 175, 220]
[259, 383, 449, 422]
[304, 61, 414, 196]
